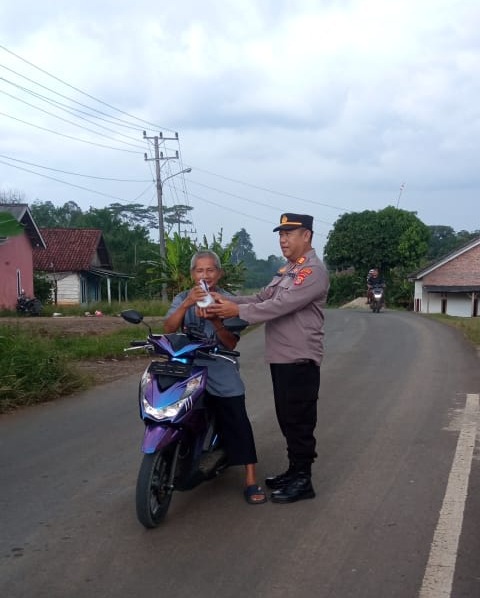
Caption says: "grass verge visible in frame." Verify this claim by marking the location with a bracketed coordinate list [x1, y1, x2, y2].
[427, 314, 480, 347]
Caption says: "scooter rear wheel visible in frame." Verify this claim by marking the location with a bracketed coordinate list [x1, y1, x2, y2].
[136, 449, 174, 528]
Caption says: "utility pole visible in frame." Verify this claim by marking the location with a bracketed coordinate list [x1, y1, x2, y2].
[143, 131, 179, 302]
[143, 131, 191, 302]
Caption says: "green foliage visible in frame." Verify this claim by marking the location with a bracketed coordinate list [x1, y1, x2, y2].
[427, 226, 480, 261]
[243, 255, 285, 289]
[0, 211, 23, 237]
[326, 272, 365, 306]
[231, 228, 256, 264]
[33, 274, 54, 305]
[160, 233, 198, 297]
[0, 326, 88, 412]
[428, 314, 480, 346]
[27, 200, 286, 301]
[39, 299, 169, 317]
[30, 200, 84, 227]
[324, 206, 431, 273]
[198, 231, 246, 292]
[164, 204, 193, 235]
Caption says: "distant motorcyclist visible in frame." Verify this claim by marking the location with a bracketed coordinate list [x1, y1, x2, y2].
[366, 268, 385, 304]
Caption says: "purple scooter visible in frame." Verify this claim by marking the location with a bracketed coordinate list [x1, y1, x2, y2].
[121, 309, 247, 529]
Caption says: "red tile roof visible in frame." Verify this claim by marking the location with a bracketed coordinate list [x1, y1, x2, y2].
[33, 228, 111, 272]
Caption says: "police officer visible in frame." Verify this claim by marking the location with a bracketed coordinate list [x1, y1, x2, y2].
[207, 213, 330, 503]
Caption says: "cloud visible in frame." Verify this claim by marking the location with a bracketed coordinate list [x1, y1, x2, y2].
[1, 0, 479, 261]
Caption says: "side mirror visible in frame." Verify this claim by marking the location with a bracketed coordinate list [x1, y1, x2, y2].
[121, 309, 143, 325]
[223, 317, 249, 332]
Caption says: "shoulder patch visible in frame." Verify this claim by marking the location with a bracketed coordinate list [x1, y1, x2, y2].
[294, 268, 312, 285]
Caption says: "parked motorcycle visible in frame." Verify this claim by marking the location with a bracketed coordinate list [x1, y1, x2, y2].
[16, 291, 42, 316]
[121, 309, 248, 529]
[369, 284, 385, 313]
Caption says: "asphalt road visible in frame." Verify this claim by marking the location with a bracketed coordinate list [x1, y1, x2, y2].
[1, 308, 480, 598]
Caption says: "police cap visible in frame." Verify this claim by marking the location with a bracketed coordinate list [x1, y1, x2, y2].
[273, 212, 314, 232]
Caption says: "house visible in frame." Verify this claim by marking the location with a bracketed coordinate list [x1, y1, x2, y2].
[0, 204, 46, 310]
[32, 228, 131, 306]
[409, 236, 480, 317]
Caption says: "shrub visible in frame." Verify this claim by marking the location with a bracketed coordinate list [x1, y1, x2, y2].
[0, 325, 89, 413]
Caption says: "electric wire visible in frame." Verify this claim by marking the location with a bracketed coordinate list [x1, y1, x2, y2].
[0, 154, 152, 182]
[0, 44, 174, 132]
[0, 87, 146, 150]
[0, 111, 142, 154]
[0, 63, 148, 132]
[0, 158, 151, 203]
[0, 43, 344, 234]
[0, 76, 148, 146]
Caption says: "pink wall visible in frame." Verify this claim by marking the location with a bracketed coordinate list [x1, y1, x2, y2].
[0, 234, 34, 309]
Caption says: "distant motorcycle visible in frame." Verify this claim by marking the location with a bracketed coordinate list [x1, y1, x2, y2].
[369, 284, 385, 313]
[16, 291, 42, 316]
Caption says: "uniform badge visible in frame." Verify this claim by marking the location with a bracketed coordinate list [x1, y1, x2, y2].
[294, 268, 312, 285]
[296, 256, 307, 265]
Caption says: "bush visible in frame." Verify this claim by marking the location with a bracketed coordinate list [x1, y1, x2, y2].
[0, 325, 89, 413]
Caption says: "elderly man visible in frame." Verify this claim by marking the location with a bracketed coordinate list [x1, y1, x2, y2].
[207, 213, 329, 503]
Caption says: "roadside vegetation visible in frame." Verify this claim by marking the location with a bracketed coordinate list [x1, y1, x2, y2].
[0, 300, 168, 413]
[427, 314, 480, 346]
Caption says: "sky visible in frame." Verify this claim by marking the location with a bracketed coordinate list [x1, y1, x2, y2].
[1, 0, 479, 259]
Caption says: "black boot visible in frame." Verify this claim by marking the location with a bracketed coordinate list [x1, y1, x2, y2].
[270, 472, 315, 503]
[265, 467, 296, 490]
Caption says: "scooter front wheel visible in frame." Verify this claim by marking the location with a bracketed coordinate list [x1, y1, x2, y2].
[136, 449, 174, 528]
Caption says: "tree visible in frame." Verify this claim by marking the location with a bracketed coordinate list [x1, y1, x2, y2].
[427, 226, 480, 261]
[30, 200, 84, 227]
[231, 228, 256, 265]
[108, 203, 158, 229]
[163, 205, 194, 236]
[324, 206, 430, 274]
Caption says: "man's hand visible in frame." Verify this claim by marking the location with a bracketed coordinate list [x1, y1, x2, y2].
[184, 283, 209, 308]
[207, 297, 240, 319]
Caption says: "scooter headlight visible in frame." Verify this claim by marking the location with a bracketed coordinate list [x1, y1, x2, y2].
[141, 373, 203, 421]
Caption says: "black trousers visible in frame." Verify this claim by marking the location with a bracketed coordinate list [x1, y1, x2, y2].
[270, 361, 320, 472]
[205, 392, 258, 467]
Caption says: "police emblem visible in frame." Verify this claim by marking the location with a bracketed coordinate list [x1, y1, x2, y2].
[294, 268, 312, 285]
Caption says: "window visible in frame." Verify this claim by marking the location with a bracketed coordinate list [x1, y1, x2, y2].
[16, 269, 22, 295]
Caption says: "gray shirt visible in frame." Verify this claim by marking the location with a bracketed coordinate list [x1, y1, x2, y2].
[166, 289, 245, 397]
[230, 249, 329, 365]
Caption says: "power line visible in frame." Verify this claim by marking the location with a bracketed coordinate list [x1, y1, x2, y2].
[0, 76, 148, 146]
[0, 158, 149, 203]
[187, 178, 334, 226]
[192, 166, 350, 213]
[0, 87, 145, 150]
[0, 62, 147, 132]
[0, 154, 152, 182]
[0, 44, 174, 132]
[187, 190, 327, 238]
[0, 110, 142, 154]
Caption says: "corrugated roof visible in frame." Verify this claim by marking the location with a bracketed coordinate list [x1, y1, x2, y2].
[33, 228, 111, 271]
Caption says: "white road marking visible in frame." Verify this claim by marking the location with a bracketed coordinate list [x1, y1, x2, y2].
[419, 393, 479, 597]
